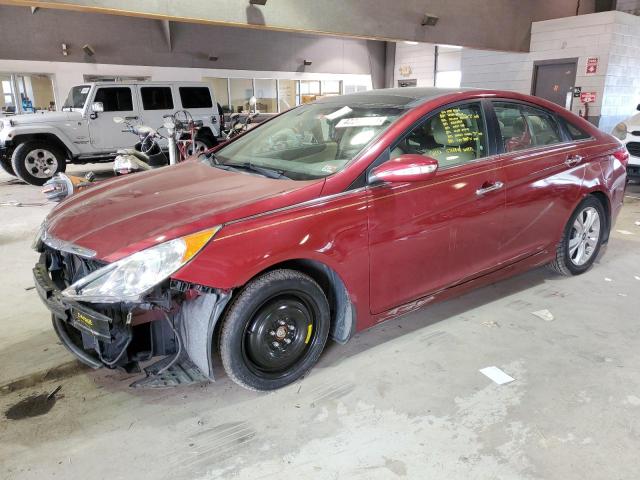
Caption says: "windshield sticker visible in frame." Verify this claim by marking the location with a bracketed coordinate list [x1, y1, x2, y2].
[80, 87, 90, 94]
[336, 117, 387, 128]
[325, 106, 353, 121]
[321, 164, 338, 173]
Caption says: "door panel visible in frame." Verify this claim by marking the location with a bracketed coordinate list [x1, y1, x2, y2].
[494, 101, 585, 260]
[88, 86, 138, 150]
[367, 101, 505, 314]
[368, 158, 505, 314]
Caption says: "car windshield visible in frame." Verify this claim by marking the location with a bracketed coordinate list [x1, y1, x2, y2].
[210, 101, 406, 180]
[62, 85, 91, 111]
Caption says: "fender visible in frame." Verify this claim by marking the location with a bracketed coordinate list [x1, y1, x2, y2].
[9, 125, 83, 157]
[173, 187, 373, 330]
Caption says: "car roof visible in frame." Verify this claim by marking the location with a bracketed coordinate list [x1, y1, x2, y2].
[84, 81, 210, 87]
[316, 87, 480, 108]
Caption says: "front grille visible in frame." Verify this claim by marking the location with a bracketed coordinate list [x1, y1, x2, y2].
[626, 142, 640, 157]
[45, 247, 104, 289]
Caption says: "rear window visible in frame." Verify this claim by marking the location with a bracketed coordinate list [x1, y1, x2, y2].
[141, 87, 173, 110]
[565, 121, 591, 140]
[179, 87, 212, 109]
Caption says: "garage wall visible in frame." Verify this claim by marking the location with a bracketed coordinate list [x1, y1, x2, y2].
[393, 43, 462, 88]
[601, 11, 640, 132]
[460, 11, 621, 129]
[0, 59, 372, 111]
[0, 6, 385, 79]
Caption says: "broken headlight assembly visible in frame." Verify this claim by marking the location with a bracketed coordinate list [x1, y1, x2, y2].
[62, 226, 220, 303]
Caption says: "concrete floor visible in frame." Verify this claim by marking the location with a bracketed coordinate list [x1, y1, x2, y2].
[1, 165, 640, 480]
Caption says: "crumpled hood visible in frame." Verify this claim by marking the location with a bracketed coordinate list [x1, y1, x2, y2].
[46, 161, 323, 261]
[4, 110, 81, 126]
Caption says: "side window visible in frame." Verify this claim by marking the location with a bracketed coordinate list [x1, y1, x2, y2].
[494, 102, 562, 152]
[391, 102, 487, 169]
[93, 87, 133, 112]
[179, 87, 213, 109]
[140, 87, 173, 110]
[565, 121, 591, 140]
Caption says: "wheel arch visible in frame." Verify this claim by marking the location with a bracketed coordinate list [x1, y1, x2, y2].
[585, 189, 611, 243]
[196, 127, 218, 144]
[12, 133, 73, 159]
[242, 258, 356, 345]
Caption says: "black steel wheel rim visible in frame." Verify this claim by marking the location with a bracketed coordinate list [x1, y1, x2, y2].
[242, 292, 317, 378]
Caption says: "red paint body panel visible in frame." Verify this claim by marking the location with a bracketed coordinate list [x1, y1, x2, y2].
[45, 89, 627, 334]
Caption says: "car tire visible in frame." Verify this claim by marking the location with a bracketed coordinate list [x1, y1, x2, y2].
[187, 135, 217, 157]
[548, 195, 606, 276]
[11, 140, 66, 186]
[219, 269, 330, 391]
[0, 154, 15, 177]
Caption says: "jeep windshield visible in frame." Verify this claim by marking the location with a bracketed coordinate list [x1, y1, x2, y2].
[62, 85, 91, 111]
[209, 101, 406, 180]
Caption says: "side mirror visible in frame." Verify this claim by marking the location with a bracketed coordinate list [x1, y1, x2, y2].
[113, 116, 124, 124]
[369, 154, 439, 184]
[91, 102, 104, 113]
[637, 104, 640, 112]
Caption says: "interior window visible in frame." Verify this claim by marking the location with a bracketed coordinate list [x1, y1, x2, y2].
[494, 102, 562, 152]
[565, 121, 591, 140]
[179, 87, 213, 109]
[140, 87, 173, 110]
[391, 103, 487, 169]
[93, 87, 133, 112]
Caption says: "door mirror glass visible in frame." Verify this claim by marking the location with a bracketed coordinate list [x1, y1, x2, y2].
[112, 116, 124, 124]
[637, 103, 640, 112]
[369, 154, 438, 184]
[91, 101, 104, 113]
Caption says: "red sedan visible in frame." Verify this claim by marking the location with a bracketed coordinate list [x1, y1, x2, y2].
[33, 88, 628, 391]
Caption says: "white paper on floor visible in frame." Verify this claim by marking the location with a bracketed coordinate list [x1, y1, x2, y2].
[479, 366, 515, 385]
[531, 309, 554, 321]
[635, 221, 640, 226]
[635, 276, 640, 281]
[617, 230, 633, 235]
[604, 277, 613, 282]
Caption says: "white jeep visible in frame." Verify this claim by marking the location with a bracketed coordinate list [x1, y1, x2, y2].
[0, 81, 221, 185]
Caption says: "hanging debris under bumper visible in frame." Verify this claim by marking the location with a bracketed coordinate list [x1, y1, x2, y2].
[33, 249, 231, 387]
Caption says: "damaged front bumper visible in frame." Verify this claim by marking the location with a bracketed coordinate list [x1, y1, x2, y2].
[33, 249, 231, 386]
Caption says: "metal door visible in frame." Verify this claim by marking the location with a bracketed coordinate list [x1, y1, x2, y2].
[532, 61, 577, 107]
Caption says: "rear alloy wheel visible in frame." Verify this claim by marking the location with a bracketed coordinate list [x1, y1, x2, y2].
[220, 269, 330, 391]
[11, 140, 66, 186]
[549, 196, 606, 276]
[185, 136, 216, 157]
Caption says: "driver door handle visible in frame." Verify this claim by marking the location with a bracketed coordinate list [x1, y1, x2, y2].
[124, 116, 139, 121]
[476, 181, 504, 196]
[565, 154, 583, 167]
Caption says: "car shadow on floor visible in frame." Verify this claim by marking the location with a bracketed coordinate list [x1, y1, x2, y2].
[317, 266, 554, 368]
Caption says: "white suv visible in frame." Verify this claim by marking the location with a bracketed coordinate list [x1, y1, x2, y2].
[0, 81, 221, 185]
[612, 106, 640, 181]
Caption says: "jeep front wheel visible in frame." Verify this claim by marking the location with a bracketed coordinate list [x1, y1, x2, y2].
[11, 140, 66, 186]
[0, 154, 15, 177]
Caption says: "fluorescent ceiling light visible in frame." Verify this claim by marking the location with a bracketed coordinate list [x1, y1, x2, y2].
[404, 41, 419, 45]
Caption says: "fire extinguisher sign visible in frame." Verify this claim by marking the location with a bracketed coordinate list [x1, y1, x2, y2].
[585, 57, 599, 75]
[580, 91, 597, 103]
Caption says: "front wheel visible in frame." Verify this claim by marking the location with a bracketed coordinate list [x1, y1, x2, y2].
[549, 196, 606, 276]
[11, 140, 66, 186]
[219, 269, 330, 391]
[0, 154, 15, 177]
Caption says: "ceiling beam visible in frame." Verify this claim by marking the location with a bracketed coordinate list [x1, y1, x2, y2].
[159, 18, 171, 52]
[0, 0, 598, 52]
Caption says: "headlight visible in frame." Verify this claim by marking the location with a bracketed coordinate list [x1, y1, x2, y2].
[612, 122, 628, 141]
[62, 227, 220, 303]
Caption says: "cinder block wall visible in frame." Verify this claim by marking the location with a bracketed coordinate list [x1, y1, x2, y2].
[460, 11, 640, 132]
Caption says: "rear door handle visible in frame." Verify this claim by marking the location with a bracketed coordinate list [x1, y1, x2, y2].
[476, 181, 504, 196]
[565, 154, 583, 167]
[124, 116, 139, 121]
